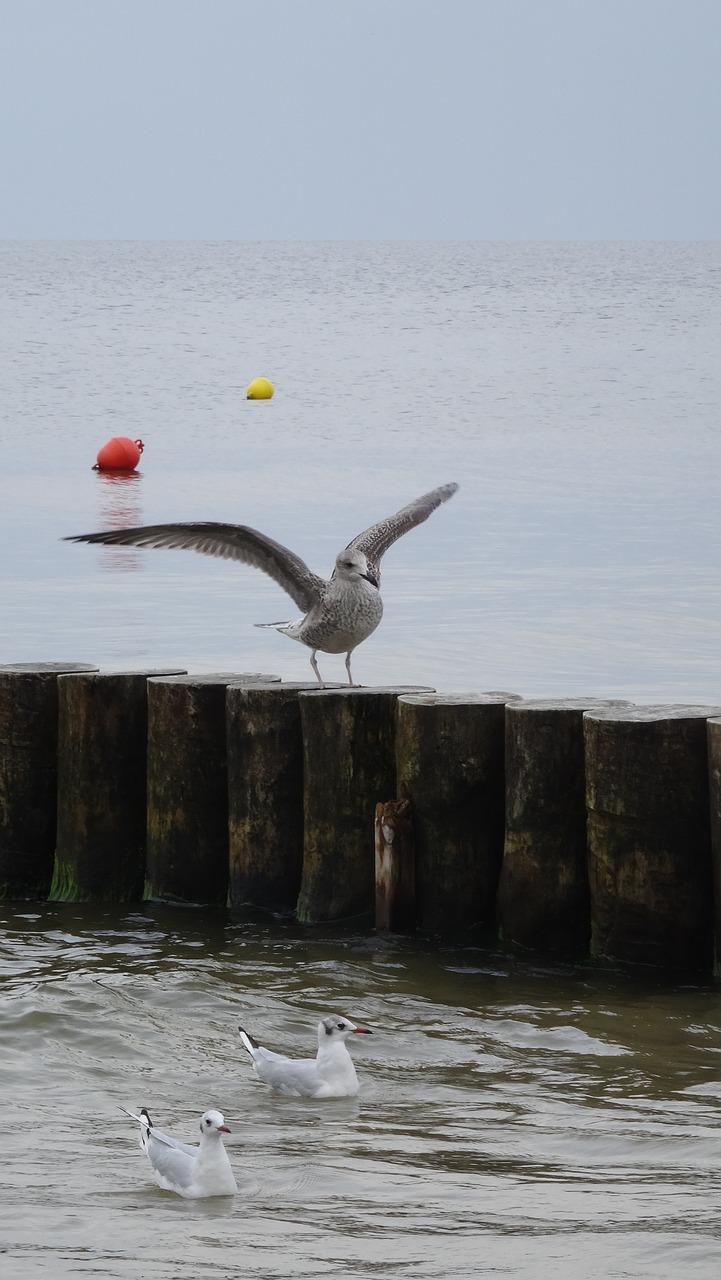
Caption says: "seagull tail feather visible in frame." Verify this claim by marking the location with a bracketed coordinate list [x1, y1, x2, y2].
[238, 1025, 260, 1056]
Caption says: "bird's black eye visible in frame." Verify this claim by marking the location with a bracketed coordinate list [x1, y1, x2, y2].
[205, 1117, 211, 1126]
[337, 1021, 346, 1030]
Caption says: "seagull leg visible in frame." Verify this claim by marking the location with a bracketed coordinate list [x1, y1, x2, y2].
[310, 651, 325, 688]
[345, 652, 355, 687]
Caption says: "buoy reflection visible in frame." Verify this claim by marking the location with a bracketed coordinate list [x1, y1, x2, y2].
[94, 471, 144, 572]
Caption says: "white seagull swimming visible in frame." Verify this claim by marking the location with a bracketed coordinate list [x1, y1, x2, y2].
[64, 482, 459, 687]
[121, 1106, 238, 1198]
[238, 1015, 372, 1098]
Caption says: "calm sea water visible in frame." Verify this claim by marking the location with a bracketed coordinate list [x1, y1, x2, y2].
[1, 241, 720, 697]
[1, 243, 721, 1277]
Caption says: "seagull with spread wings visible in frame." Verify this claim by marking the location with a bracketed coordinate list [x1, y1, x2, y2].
[65, 482, 459, 686]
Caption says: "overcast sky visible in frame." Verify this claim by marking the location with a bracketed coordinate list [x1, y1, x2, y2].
[1, 0, 719, 239]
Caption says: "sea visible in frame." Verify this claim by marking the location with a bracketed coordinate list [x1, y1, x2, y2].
[0, 241, 720, 1277]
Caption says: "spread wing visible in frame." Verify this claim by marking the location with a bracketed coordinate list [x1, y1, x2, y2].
[64, 522, 327, 613]
[346, 483, 459, 581]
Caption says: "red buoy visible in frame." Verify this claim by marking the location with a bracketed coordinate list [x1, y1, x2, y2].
[93, 437, 145, 471]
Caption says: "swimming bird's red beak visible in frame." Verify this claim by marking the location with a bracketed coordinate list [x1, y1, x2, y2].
[218, 1124, 231, 1133]
[352, 1026, 372, 1034]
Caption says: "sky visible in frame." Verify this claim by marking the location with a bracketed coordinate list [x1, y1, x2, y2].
[0, 0, 719, 240]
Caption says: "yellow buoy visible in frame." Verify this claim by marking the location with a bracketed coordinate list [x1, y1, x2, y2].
[246, 377, 274, 400]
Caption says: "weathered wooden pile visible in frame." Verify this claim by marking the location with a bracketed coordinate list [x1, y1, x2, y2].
[1, 662, 721, 975]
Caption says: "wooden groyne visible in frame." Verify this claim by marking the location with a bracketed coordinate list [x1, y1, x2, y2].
[585, 704, 718, 972]
[1, 663, 721, 976]
[52, 668, 185, 902]
[296, 686, 432, 923]
[0, 662, 98, 898]
[227, 681, 315, 916]
[395, 693, 512, 935]
[145, 672, 278, 905]
[497, 697, 630, 954]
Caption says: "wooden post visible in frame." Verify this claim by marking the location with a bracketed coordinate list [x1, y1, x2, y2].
[585, 704, 720, 971]
[145, 672, 278, 905]
[395, 692, 517, 936]
[51, 669, 185, 902]
[497, 697, 629, 954]
[375, 798, 415, 932]
[296, 687, 431, 923]
[0, 662, 97, 899]
[705, 717, 721, 977]
[227, 681, 319, 914]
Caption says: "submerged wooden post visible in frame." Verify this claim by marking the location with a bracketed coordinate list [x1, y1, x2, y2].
[145, 672, 278, 905]
[497, 697, 628, 954]
[705, 717, 721, 977]
[395, 692, 517, 935]
[227, 681, 319, 914]
[375, 798, 415, 932]
[585, 704, 720, 971]
[51, 669, 185, 902]
[0, 662, 97, 899]
[296, 687, 431, 923]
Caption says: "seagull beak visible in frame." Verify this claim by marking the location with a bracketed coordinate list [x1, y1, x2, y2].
[362, 571, 379, 588]
[352, 1026, 372, 1034]
[218, 1124, 231, 1133]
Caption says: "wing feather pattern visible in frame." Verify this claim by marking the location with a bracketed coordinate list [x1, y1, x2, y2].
[64, 522, 326, 613]
[346, 483, 459, 580]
